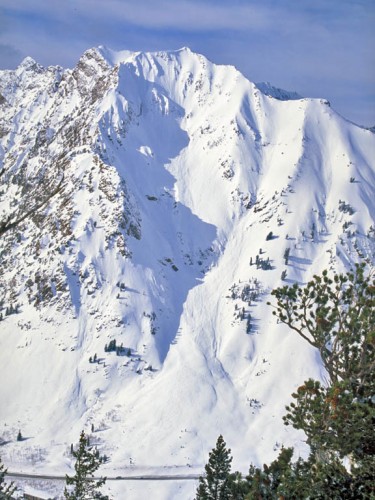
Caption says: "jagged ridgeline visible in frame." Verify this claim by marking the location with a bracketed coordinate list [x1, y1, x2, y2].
[0, 47, 374, 495]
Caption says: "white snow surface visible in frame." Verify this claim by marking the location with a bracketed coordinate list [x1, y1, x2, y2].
[0, 46, 374, 499]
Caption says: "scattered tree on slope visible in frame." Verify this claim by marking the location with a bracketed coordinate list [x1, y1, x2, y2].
[64, 430, 108, 500]
[196, 435, 246, 499]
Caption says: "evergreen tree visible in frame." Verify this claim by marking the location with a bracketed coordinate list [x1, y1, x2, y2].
[247, 446, 294, 498]
[64, 430, 108, 499]
[267, 263, 375, 495]
[196, 435, 234, 500]
[269, 263, 374, 384]
[0, 455, 16, 499]
[226, 471, 249, 499]
[244, 448, 363, 499]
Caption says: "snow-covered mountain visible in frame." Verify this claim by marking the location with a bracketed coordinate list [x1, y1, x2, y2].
[0, 46, 374, 499]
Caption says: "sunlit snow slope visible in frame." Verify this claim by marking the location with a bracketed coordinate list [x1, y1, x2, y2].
[0, 47, 374, 498]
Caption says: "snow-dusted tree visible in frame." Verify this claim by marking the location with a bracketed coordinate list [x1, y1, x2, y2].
[195, 435, 233, 500]
[0, 455, 16, 499]
[64, 430, 108, 499]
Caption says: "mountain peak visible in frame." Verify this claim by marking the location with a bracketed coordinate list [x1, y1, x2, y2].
[94, 45, 204, 69]
[255, 81, 302, 101]
[96, 45, 136, 66]
[17, 56, 42, 72]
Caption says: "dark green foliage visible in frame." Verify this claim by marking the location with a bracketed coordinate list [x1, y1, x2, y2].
[105, 340, 128, 355]
[196, 435, 238, 500]
[5, 304, 17, 316]
[64, 430, 107, 500]
[196, 481, 209, 499]
[240, 307, 245, 320]
[105, 339, 116, 353]
[246, 315, 252, 334]
[269, 263, 374, 384]
[194, 444, 375, 500]
[266, 231, 274, 241]
[283, 378, 375, 464]
[241, 284, 259, 303]
[245, 448, 373, 499]
[267, 264, 375, 495]
[245, 447, 294, 499]
[254, 255, 272, 270]
[17, 430, 22, 441]
[339, 200, 355, 215]
[310, 222, 316, 240]
[116, 344, 126, 356]
[226, 471, 249, 499]
[283, 247, 290, 265]
[0, 456, 16, 499]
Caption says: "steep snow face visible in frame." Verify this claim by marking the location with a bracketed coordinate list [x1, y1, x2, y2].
[0, 46, 374, 498]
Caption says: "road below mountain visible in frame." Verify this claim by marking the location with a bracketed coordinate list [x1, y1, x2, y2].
[7, 471, 199, 481]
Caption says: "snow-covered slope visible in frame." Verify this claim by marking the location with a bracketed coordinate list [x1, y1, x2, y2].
[0, 46, 374, 498]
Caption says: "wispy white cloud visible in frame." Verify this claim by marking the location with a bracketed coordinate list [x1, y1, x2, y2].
[0, 0, 374, 125]
[2, 0, 356, 35]
[1, 0, 273, 32]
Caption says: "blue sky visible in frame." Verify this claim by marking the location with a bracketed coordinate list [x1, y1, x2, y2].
[0, 0, 374, 126]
